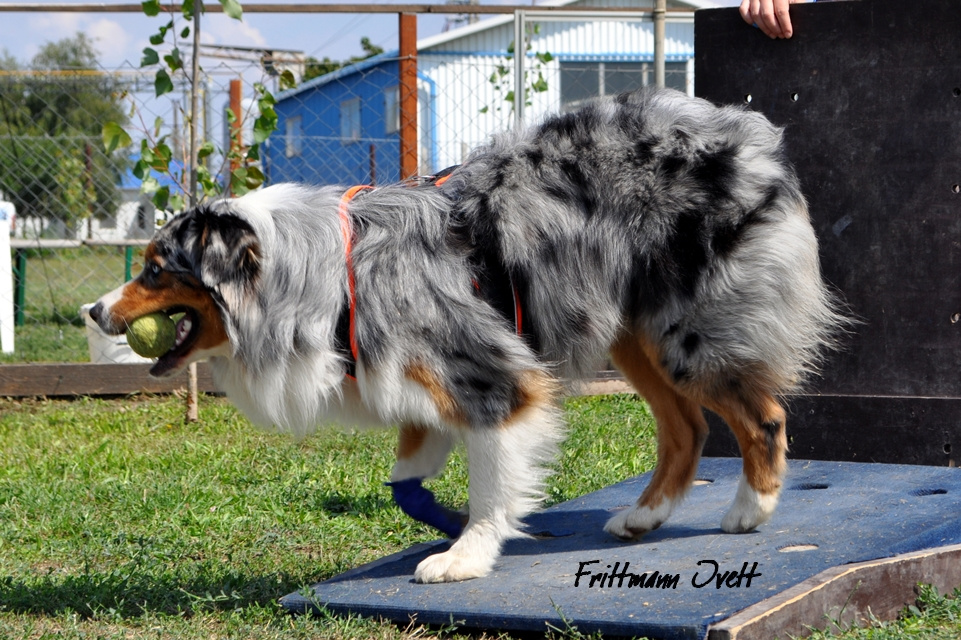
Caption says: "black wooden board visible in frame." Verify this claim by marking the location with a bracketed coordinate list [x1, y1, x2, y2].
[695, 0, 961, 463]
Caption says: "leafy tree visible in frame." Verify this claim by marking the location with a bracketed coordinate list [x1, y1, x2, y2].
[0, 33, 127, 236]
[108, 0, 294, 207]
[303, 37, 385, 82]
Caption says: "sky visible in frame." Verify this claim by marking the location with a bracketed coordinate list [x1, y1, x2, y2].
[0, 0, 743, 71]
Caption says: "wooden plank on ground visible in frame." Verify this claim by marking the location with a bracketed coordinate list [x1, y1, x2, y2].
[0, 362, 219, 396]
[0, 364, 632, 399]
[708, 544, 961, 640]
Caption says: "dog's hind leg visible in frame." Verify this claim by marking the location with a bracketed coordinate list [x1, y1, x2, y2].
[391, 423, 454, 482]
[703, 390, 787, 533]
[387, 424, 465, 538]
[604, 332, 709, 540]
[414, 374, 562, 583]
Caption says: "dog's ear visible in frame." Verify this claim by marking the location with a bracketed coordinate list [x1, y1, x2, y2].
[194, 212, 261, 304]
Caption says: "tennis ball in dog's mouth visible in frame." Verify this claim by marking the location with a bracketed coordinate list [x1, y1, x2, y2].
[126, 312, 177, 358]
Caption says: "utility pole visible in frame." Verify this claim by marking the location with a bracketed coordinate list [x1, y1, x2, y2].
[186, 0, 202, 423]
[654, 0, 666, 88]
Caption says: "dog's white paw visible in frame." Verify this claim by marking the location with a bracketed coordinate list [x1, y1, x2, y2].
[414, 549, 494, 583]
[604, 498, 676, 540]
[721, 475, 779, 533]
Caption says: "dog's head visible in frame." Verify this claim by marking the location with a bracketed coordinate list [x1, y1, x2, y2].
[90, 203, 261, 377]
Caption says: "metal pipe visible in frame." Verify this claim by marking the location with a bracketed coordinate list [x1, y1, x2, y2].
[513, 9, 525, 130]
[654, 0, 666, 89]
[398, 12, 418, 179]
[187, 1, 202, 423]
[190, 3, 200, 207]
[0, 3, 695, 14]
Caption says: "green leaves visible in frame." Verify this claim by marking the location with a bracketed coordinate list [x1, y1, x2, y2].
[197, 141, 215, 162]
[531, 71, 548, 94]
[278, 69, 297, 91]
[104, 0, 283, 209]
[154, 67, 174, 97]
[163, 48, 183, 73]
[229, 165, 264, 197]
[102, 121, 132, 154]
[535, 51, 554, 65]
[140, 47, 159, 67]
[481, 27, 553, 116]
[149, 20, 173, 46]
[220, 0, 244, 20]
[251, 83, 277, 145]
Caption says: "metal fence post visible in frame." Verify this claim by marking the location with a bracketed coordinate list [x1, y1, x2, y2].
[186, 0, 203, 423]
[513, 9, 526, 129]
[124, 245, 134, 282]
[399, 12, 418, 179]
[654, 0, 666, 88]
[13, 249, 25, 327]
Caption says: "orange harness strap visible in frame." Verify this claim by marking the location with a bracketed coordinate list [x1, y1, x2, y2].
[339, 184, 374, 367]
[338, 176, 524, 379]
[432, 172, 453, 187]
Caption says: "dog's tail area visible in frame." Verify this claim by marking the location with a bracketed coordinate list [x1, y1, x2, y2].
[685, 191, 852, 398]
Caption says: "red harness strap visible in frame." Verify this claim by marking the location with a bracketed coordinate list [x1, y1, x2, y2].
[339, 184, 373, 370]
[338, 178, 524, 380]
[432, 172, 453, 187]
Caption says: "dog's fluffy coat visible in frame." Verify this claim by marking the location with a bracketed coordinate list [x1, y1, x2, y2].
[92, 88, 844, 583]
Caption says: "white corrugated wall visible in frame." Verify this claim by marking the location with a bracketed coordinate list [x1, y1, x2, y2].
[419, 11, 695, 172]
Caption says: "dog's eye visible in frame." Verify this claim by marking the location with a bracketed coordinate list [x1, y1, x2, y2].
[148, 263, 162, 277]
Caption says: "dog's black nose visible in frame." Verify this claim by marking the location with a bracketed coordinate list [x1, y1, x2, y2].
[88, 302, 104, 323]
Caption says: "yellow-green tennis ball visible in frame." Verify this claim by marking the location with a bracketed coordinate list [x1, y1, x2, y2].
[126, 312, 176, 358]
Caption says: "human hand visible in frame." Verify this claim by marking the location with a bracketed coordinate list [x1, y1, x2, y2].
[739, 0, 805, 39]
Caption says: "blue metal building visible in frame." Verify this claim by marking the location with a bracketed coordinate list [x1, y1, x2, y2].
[265, 0, 713, 187]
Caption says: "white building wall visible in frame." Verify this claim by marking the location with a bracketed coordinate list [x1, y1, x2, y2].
[418, 10, 695, 173]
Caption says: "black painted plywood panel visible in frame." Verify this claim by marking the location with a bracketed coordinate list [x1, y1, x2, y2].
[695, 0, 961, 463]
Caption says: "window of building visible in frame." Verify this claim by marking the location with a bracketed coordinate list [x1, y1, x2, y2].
[560, 61, 690, 110]
[285, 115, 303, 158]
[384, 86, 399, 134]
[340, 98, 361, 142]
[136, 204, 150, 231]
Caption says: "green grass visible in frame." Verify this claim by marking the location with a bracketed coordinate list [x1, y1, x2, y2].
[805, 584, 961, 640]
[0, 393, 656, 639]
[3, 246, 135, 363]
[0, 393, 958, 639]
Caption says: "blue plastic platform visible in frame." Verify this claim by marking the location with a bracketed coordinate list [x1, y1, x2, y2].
[282, 459, 961, 639]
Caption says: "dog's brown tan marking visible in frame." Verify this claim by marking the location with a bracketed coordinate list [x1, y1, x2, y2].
[610, 330, 709, 517]
[397, 423, 431, 460]
[506, 370, 560, 426]
[403, 361, 468, 426]
[701, 391, 787, 496]
[91, 241, 229, 376]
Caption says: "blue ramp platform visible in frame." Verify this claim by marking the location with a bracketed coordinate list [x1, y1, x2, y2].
[281, 459, 961, 639]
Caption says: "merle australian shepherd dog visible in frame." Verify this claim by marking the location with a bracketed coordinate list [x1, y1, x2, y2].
[91, 88, 844, 583]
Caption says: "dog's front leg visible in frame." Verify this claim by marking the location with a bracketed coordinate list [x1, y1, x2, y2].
[387, 424, 464, 538]
[414, 401, 561, 583]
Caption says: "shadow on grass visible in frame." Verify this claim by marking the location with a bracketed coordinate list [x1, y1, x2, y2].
[316, 491, 394, 515]
[0, 567, 314, 619]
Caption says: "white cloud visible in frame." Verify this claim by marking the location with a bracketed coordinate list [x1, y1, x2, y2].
[202, 14, 268, 48]
[28, 12, 83, 39]
[86, 19, 133, 67]
[24, 13, 138, 68]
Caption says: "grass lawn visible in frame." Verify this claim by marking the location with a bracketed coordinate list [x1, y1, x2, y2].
[0, 393, 958, 639]
[3, 246, 134, 364]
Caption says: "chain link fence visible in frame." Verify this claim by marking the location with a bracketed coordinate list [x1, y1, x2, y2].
[0, 7, 693, 368]
[0, 63, 268, 364]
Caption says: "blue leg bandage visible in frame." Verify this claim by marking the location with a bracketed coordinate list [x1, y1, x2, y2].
[386, 477, 464, 538]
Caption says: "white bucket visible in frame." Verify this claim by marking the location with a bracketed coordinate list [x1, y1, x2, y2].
[0, 218, 13, 354]
[79, 303, 151, 364]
